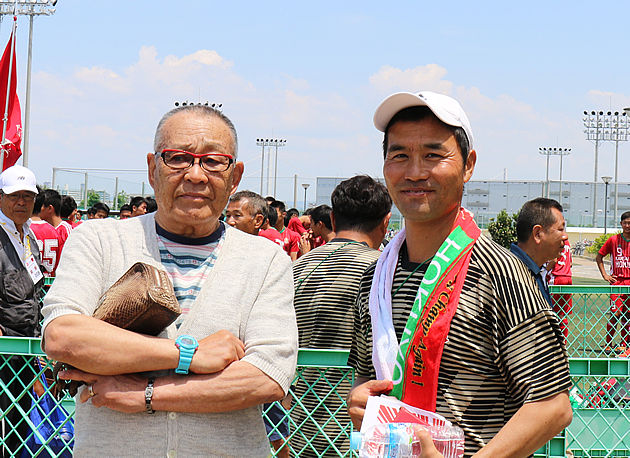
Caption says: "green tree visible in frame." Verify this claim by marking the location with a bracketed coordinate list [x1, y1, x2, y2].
[80, 190, 101, 209]
[487, 209, 518, 249]
[587, 231, 619, 254]
[116, 191, 129, 210]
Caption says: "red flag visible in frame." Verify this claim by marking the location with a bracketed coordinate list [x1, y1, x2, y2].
[0, 20, 22, 171]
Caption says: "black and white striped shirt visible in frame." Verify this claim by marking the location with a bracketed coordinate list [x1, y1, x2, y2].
[293, 239, 381, 350]
[292, 239, 381, 457]
[349, 235, 571, 457]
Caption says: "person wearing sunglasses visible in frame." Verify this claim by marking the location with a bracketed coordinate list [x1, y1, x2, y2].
[42, 105, 298, 457]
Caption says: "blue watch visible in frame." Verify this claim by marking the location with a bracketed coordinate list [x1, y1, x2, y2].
[175, 335, 199, 374]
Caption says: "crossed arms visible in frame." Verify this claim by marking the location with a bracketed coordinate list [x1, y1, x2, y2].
[44, 315, 282, 413]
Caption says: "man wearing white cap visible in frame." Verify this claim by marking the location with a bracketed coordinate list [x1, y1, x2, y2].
[347, 92, 572, 457]
[0, 164, 45, 457]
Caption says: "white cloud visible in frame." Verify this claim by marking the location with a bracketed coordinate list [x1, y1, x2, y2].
[369, 64, 453, 94]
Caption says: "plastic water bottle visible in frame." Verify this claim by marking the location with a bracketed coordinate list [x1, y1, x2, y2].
[350, 422, 465, 458]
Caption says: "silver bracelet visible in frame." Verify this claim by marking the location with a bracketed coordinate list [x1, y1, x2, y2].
[145, 376, 157, 414]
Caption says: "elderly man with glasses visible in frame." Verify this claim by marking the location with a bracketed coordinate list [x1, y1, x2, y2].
[0, 165, 45, 457]
[42, 105, 298, 457]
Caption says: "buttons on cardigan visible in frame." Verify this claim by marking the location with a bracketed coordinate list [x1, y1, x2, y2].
[167, 450, 177, 458]
[168, 412, 177, 420]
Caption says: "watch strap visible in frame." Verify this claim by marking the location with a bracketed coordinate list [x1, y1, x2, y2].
[145, 376, 156, 414]
[175, 336, 198, 374]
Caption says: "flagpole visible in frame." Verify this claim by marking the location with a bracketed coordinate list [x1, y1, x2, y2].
[0, 13, 16, 171]
[0, 0, 57, 171]
[22, 13, 33, 167]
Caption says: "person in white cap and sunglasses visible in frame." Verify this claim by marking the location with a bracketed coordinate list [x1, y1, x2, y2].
[0, 164, 45, 457]
[347, 92, 572, 457]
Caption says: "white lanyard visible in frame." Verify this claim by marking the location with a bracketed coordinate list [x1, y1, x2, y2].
[0, 221, 43, 284]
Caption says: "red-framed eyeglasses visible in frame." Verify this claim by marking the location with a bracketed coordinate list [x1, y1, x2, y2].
[157, 149, 234, 173]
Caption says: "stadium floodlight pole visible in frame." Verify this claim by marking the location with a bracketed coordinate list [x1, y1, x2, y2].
[0, 0, 57, 168]
[538, 148, 551, 198]
[601, 111, 629, 229]
[583, 111, 605, 227]
[256, 139, 270, 193]
[302, 183, 310, 212]
[602, 176, 612, 234]
[539, 147, 571, 200]
[270, 139, 286, 196]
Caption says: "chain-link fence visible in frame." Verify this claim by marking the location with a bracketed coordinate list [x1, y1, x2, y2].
[2, 286, 630, 457]
[548, 285, 630, 458]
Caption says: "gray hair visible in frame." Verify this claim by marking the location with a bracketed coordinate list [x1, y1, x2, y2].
[153, 105, 239, 158]
[229, 190, 268, 220]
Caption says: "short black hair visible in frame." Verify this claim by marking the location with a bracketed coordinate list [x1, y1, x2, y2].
[266, 204, 278, 227]
[130, 196, 148, 209]
[119, 204, 132, 213]
[269, 200, 286, 214]
[310, 205, 333, 231]
[145, 197, 157, 213]
[40, 189, 61, 216]
[383, 106, 469, 165]
[33, 186, 45, 215]
[516, 197, 563, 243]
[621, 211, 630, 223]
[285, 208, 298, 226]
[92, 201, 110, 216]
[331, 175, 392, 233]
[60, 195, 77, 218]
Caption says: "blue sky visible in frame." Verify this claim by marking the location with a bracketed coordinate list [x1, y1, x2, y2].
[2, 0, 630, 205]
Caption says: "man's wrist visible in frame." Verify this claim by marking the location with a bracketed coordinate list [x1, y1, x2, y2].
[175, 335, 199, 374]
[145, 376, 157, 414]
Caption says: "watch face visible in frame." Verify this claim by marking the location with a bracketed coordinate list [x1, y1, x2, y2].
[179, 337, 195, 347]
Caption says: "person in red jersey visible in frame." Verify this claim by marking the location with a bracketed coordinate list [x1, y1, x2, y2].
[596, 211, 630, 354]
[30, 190, 63, 277]
[287, 209, 310, 235]
[547, 240, 573, 340]
[61, 195, 81, 228]
[269, 200, 300, 261]
[258, 203, 284, 249]
[39, 189, 72, 248]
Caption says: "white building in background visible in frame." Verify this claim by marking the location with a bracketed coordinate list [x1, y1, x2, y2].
[316, 177, 630, 229]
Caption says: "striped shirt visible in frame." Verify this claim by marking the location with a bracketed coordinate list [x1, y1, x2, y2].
[293, 239, 381, 349]
[157, 223, 225, 329]
[349, 235, 571, 457]
[292, 239, 381, 458]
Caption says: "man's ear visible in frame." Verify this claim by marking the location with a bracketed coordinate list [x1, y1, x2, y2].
[230, 161, 244, 195]
[532, 224, 544, 244]
[382, 212, 392, 232]
[147, 152, 157, 187]
[463, 149, 476, 183]
[254, 213, 265, 230]
[330, 211, 337, 232]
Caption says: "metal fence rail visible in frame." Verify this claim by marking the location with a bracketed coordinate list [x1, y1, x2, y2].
[1, 285, 629, 457]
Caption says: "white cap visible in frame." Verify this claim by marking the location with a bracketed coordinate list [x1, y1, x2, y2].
[373, 91, 474, 148]
[0, 165, 38, 195]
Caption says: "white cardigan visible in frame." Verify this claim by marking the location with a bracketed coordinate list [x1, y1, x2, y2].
[43, 213, 297, 458]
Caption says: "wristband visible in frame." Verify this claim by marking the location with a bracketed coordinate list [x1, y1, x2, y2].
[145, 376, 156, 414]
